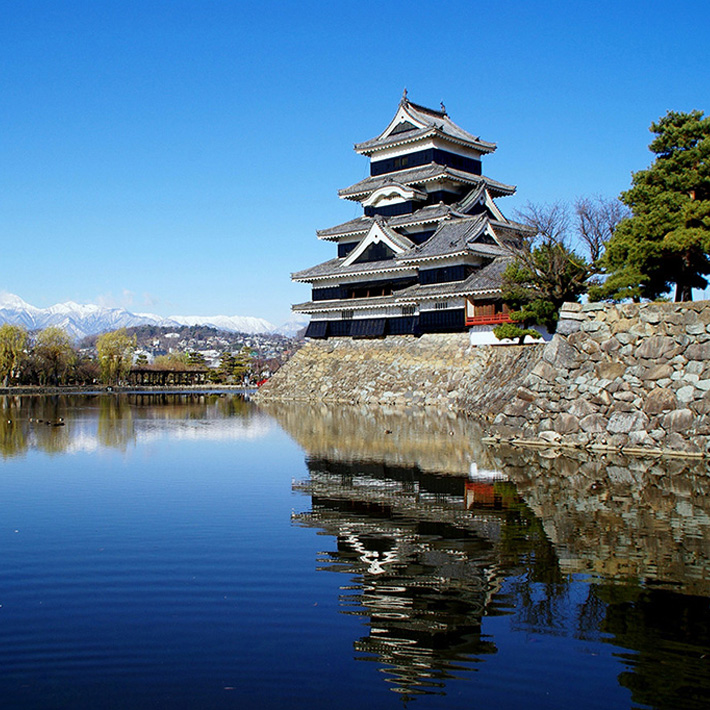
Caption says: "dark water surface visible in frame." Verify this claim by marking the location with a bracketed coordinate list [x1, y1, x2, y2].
[0, 394, 708, 709]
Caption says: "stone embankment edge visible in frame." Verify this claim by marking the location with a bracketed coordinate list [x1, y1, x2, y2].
[255, 333, 545, 414]
[257, 301, 710, 459]
[481, 436, 706, 460]
[492, 300, 710, 458]
[0, 385, 251, 395]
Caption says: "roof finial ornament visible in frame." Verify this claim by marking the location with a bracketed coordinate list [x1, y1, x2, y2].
[440, 101, 447, 115]
[401, 87, 408, 104]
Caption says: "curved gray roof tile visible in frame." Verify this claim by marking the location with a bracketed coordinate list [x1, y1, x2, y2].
[339, 163, 515, 200]
[354, 99, 496, 155]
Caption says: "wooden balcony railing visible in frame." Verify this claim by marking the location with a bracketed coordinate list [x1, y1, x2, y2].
[465, 312, 513, 326]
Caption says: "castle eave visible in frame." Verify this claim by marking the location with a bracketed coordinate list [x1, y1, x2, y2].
[316, 216, 373, 241]
[339, 166, 515, 201]
[398, 250, 470, 265]
[354, 100, 498, 156]
[293, 282, 503, 315]
[414, 284, 502, 301]
[292, 259, 416, 283]
[317, 203, 462, 241]
[293, 295, 414, 314]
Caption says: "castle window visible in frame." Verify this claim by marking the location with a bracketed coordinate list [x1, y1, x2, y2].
[401, 305, 416, 316]
[342, 310, 354, 320]
[419, 265, 467, 285]
[435, 301, 449, 310]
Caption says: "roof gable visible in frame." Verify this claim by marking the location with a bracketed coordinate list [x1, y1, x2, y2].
[389, 120, 418, 135]
[377, 103, 430, 144]
[342, 220, 415, 267]
[361, 182, 426, 208]
[457, 185, 507, 221]
[397, 215, 514, 263]
[354, 94, 496, 156]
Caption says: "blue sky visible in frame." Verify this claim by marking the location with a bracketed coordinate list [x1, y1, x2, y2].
[1, 0, 708, 326]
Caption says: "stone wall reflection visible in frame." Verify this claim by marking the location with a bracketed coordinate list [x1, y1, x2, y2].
[268, 400, 710, 595]
[260, 401, 494, 476]
[491, 444, 710, 597]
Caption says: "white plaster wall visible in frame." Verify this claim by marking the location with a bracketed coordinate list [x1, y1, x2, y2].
[469, 324, 553, 347]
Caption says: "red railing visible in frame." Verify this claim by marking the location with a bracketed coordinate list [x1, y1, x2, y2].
[465, 313, 513, 326]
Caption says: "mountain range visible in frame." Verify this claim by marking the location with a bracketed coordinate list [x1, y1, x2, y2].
[0, 293, 307, 339]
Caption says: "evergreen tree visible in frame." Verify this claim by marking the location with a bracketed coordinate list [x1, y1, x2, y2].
[186, 350, 206, 367]
[594, 110, 710, 302]
[217, 347, 252, 383]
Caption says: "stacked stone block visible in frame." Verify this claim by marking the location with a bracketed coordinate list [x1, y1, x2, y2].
[255, 334, 543, 413]
[494, 301, 710, 453]
[258, 301, 710, 454]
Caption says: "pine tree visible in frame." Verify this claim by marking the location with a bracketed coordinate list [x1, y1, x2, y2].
[595, 110, 710, 302]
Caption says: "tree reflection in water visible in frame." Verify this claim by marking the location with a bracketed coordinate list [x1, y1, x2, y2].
[0, 392, 257, 457]
[267, 401, 710, 707]
[98, 395, 135, 450]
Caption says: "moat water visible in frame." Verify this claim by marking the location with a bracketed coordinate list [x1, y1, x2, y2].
[0, 393, 708, 709]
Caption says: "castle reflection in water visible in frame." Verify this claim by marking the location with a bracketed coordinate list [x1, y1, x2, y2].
[264, 401, 710, 706]
[293, 455, 505, 696]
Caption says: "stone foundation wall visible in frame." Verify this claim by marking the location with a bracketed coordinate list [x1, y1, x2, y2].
[255, 334, 544, 413]
[257, 301, 710, 454]
[493, 301, 710, 454]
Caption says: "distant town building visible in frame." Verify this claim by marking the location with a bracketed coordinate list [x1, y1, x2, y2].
[293, 93, 532, 339]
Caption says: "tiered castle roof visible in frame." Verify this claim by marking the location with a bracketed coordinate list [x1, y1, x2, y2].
[292, 93, 531, 336]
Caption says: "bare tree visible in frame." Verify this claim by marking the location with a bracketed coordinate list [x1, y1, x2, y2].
[514, 201, 572, 248]
[574, 196, 629, 265]
[511, 200, 591, 301]
[497, 202, 591, 337]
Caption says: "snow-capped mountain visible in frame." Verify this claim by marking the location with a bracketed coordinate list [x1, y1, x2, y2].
[0, 292, 287, 339]
[169, 314, 275, 334]
[0, 293, 165, 339]
[272, 316, 309, 338]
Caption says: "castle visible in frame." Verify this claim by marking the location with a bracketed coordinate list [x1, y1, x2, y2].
[293, 93, 530, 339]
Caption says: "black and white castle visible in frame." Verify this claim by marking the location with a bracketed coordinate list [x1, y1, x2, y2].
[294, 93, 531, 341]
